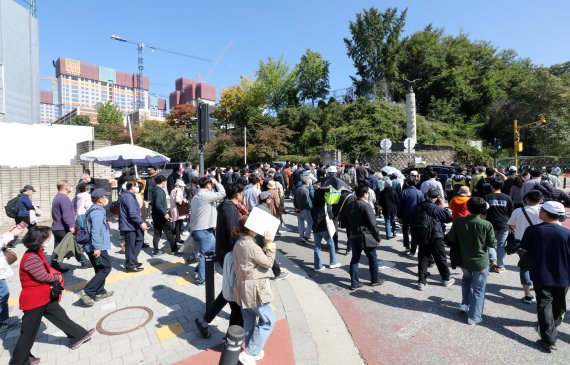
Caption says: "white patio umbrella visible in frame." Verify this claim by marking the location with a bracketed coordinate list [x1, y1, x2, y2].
[381, 166, 403, 178]
[80, 144, 170, 168]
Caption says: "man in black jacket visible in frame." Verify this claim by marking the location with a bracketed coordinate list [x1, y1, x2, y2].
[347, 184, 382, 290]
[151, 175, 178, 256]
[415, 188, 454, 290]
[379, 181, 399, 239]
[195, 183, 244, 339]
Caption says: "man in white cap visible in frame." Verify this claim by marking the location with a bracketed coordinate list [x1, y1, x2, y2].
[502, 166, 518, 195]
[409, 171, 420, 188]
[520, 201, 570, 353]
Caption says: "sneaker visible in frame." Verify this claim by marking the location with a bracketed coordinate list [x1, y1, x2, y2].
[329, 263, 342, 269]
[181, 231, 190, 237]
[408, 251, 417, 257]
[28, 356, 41, 365]
[523, 296, 536, 304]
[417, 282, 427, 291]
[350, 283, 364, 290]
[299, 239, 308, 245]
[459, 304, 469, 313]
[70, 328, 95, 350]
[442, 278, 456, 287]
[254, 350, 264, 360]
[274, 272, 289, 281]
[0, 322, 19, 332]
[536, 339, 556, 353]
[468, 318, 481, 326]
[370, 280, 385, 287]
[494, 266, 506, 274]
[313, 267, 326, 272]
[238, 350, 257, 365]
[78, 290, 95, 307]
[95, 291, 114, 301]
[194, 318, 211, 339]
[151, 249, 162, 256]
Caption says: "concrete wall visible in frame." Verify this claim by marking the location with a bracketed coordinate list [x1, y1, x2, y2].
[76, 140, 112, 180]
[0, 123, 93, 167]
[0, 0, 40, 124]
[369, 149, 457, 170]
[0, 165, 83, 228]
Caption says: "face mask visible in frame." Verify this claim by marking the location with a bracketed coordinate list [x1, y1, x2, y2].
[44, 237, 55, 249]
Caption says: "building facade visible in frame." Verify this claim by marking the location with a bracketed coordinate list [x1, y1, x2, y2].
[0, 0, 40, 124]
[41, 57, 166, 124]
[169, 77, 216, 109]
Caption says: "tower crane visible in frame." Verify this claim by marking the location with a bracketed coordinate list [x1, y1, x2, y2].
[110, 35, 212, 110]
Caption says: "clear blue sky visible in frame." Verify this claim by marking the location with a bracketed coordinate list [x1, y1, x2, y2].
[36, 0, 570, 101]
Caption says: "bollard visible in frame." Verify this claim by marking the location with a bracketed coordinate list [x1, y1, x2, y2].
[204, 250, 216, 313]
[218, 325, 244, 365]
[564, 176, 567, 189]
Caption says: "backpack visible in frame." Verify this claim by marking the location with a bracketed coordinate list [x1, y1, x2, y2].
[222, 252, 236, 302]
[5, 195, 21, 219]
[76, 209, 94, 245]
[410, 203, 436, 246]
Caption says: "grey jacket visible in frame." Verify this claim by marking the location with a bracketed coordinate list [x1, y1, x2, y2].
[190, 184, 226, 231]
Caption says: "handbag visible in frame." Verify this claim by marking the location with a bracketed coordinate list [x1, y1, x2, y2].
[177, 201, 190, 217]
[357, 226, 378, 249]
[2, 247, 17, 265]
[50, 280, 64, 302]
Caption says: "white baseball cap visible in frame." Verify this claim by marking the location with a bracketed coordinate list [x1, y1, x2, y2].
[326, 166, 337, 173]
[410, 170, 419, 176]
[541, 201, 566, 216]
[508, 166, 517, 172]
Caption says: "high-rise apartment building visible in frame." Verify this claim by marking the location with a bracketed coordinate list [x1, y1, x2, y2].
[41, 57, 166, 124]
[169, 78, 216, 109]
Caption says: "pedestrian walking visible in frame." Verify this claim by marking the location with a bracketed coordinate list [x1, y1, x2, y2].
[0, 225, 25, 333]
[379, 179, 399, 239]
[50, 180, 80, 272]
[16, 185, 37, 227]
[10, 226, 95, 365]
[78, 189, 113, 307]
[190, 177, 226, 285]
[445, 197, 496, 325]
[119, 181, 147, 273]
[233, 216, 276, 365]
[347, 184, 382, 290]
[170, 179, 189, 244]
[484, 178, 514, 273]
[151, 175, 178, 256]
[412, 188, 454, 291]
[294, 177, 313, 244]
[398, 177, 424, 255]
[449, 186, 471, 220]
[311, 187, 341, 271]
[520, 201, 570, 353]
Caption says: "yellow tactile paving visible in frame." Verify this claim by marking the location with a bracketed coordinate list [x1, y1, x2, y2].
[8, 259, 186, 307]
[155, 321, 185, 341]
[175, 275, 194, 285]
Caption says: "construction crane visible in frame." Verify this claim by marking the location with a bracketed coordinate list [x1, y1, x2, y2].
[110, 35, 212, 110]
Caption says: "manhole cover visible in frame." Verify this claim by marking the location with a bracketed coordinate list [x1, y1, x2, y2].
[96, 306, 154, 335]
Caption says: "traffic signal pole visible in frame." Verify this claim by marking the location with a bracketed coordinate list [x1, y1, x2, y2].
[513, 116, 546, 169]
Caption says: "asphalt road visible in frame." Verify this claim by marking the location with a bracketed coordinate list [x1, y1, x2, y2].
[276, 199, 569, 365]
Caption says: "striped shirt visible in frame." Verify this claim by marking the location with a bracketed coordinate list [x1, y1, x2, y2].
[23, 254, 60, 283]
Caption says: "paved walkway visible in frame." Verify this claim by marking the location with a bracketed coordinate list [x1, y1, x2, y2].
[0, 214, 363, 365]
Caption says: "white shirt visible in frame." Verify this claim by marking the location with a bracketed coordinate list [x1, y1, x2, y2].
[420, 179, 446, 200]
[76, 192, 93, 215]
[507, 205, 542, 240]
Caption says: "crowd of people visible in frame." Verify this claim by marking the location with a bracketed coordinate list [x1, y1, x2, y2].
[1, 160, 569, 363]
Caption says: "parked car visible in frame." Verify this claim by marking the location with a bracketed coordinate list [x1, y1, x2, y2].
[401, 165, 458, 200]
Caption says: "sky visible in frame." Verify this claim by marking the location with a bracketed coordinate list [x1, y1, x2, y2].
[34, 0, 570, 101]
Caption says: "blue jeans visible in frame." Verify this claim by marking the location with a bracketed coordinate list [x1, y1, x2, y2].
[241, 302, 275, 357]
[297, 209, 313, 240]
[384, 214, 396, 238]
[461, 266, 489, 323]
[488, 228, 508, 267]
[0, 279, 9, 323]
[314, 231, 337, 269]
[349, 236, 379, 286]
[192, 229, 215, 283]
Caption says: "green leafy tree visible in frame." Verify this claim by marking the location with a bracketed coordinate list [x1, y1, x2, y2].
[70, 115, 91, 126]
[95, 101, 126, 143]
[344, 7, 407, 100]
[138, 120, 195, 162]
[97, 101, 123, 125]
[297, 49, 330, 106]
[253, 56, 297, 114]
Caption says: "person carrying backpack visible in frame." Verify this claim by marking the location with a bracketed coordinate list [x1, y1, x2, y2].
[412, 188, 454, 291]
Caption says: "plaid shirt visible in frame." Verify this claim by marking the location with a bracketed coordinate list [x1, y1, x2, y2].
[348, 167, 357, 184]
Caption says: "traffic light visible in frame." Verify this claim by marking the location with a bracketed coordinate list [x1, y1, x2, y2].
[198, 103, 217, 144]
[494, 138, 502, 152]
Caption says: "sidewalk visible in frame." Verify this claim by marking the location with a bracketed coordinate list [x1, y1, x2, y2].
[0, 216, 363, 365]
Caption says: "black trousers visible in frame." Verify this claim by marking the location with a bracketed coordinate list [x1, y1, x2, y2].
[401, 220, 411, 248]
[123, 229, 144, 270]
[152, 215, 177, 251]
[534, 285, 569, 345]
[10, 301, 87, 365]
[173, 220, 184, 243]
[418, 239, 451, 284]
[83, 250, 112, 298]
[203, 292, 244, 327]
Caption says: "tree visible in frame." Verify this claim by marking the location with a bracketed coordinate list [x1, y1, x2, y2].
[253, 56, 297, 114]
[344, 7, 407, 100]
[250, 125, 295, 161]
[213, 86, 248, 129]
[96, 101, 123, 125]
[166, 104, 196, 129]
[297, 49, 330, 106]
[70, 115, 91, 126]
[138, 120, 195, 162]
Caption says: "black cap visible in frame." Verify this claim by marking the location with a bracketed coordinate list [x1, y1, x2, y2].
[22, 185, 36, 193]
[426, 188, 441, 199]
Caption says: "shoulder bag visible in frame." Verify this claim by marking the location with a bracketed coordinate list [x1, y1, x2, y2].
[517, 207, 534, 269]
[357, 226, 378, 249]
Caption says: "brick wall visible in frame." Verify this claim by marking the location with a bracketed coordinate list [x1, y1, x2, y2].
[0, 165, 83, 228]
[76, 140, 112, 180]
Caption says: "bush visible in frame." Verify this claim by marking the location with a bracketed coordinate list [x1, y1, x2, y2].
[277, 155, 320, 164]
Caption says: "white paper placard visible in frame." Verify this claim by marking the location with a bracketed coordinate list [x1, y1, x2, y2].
[245, 207, 281, 241]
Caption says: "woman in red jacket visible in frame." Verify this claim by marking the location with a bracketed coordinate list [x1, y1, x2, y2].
[10, 226, 95, 365]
